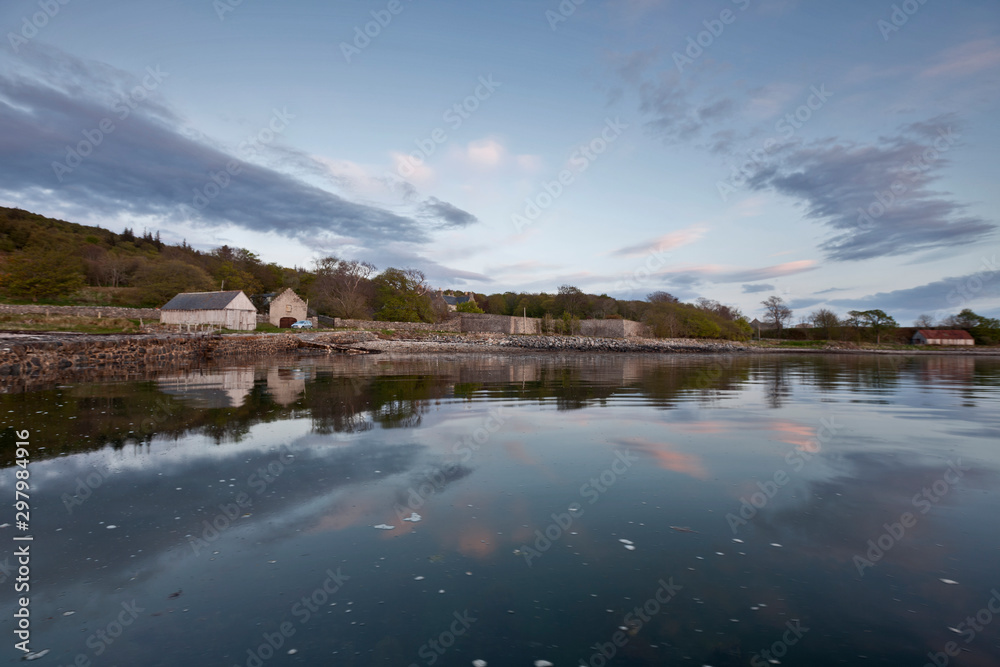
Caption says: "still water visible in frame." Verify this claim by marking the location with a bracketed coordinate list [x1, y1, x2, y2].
[2, 353, 999, 666]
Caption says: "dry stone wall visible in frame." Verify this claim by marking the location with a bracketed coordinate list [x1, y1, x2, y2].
[333, 317, 462, 332]
[0, 304, 161, 319]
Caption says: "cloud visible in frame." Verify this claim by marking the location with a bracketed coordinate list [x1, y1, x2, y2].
[720, 260, 817, 282]
[0, 46, 472, 252]
[747, 116, 996, 261]
[827, 266, 1000, 316]
[419, 197, 479, 228]
[632, 67, 739, 144]
[647, 259, 815, 289]
[463, 138, 505, 168]
[742, 283, 775, 293]
[609, 224, 706, 257]
[920, 39, 1000, 79]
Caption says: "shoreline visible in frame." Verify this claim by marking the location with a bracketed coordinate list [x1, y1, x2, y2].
[2, 329, 997, 392]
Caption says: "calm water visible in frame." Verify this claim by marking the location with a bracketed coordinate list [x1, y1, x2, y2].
[2, 353, 1000, 666]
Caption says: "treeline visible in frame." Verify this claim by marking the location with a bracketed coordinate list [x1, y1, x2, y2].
[0, 208, 312, 307]
[0, 208, 754, 339]
[758, 296, 999, 345]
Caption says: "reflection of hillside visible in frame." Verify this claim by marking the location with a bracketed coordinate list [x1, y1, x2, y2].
[3, 354, 998, 465]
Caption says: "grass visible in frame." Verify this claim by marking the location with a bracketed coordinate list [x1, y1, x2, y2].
[0, 313, 141, 334]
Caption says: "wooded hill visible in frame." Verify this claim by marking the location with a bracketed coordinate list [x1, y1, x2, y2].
[0, 206, 756, 340]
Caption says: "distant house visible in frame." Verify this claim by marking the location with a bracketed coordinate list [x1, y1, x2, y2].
[269, 288, 307, 327]
[160, 290, 257, 331]
[912, 329, 974, 346]
[440, 290, 475, 312]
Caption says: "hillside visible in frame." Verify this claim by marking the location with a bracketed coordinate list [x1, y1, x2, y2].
[0, 207, 311, 308]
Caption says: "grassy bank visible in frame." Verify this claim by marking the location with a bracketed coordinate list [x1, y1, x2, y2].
[0, 313, 141, 334]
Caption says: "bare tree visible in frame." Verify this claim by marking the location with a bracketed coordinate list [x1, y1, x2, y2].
[913, 314, 936, 327]
[647, 291, 679, 304]
[809, 308, 839, 339]
[761, 295, 792, 336]
[311, 256, 377, 319]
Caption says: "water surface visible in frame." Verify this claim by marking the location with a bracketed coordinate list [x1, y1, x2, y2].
[2, 353, 999, 666]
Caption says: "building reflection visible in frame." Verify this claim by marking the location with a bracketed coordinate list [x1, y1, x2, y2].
[156, 368, 254, 408]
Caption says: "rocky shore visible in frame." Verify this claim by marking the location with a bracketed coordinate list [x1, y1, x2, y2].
[329, 332, 750, 354]
[2, 329, 997, 391]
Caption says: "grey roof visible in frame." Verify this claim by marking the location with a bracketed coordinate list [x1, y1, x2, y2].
[443, 295, 472, 306]
[161, 291, 250, 311]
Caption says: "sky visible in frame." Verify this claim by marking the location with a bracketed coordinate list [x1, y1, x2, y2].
[1, 0, 998, 324]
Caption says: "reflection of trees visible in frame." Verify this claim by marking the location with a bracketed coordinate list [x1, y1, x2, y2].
[4, 355, 998, 466]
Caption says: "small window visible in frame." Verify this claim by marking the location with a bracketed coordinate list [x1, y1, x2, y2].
[286, 305, 291, 312]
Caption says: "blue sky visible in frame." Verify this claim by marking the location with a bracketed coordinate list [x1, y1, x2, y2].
[1, 0, 998, 323]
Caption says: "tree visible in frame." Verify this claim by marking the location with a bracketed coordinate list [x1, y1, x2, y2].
[372, 267, 434, 322]
[556, 285, 586, 317]
[943, 308, 981, 330]
[647, 291, 679, 304]
[943, 309, 1000, 345]
[809, 308, 839, 339]
[1, 248, 85, 300]
[913, 314, 936, 327]
[761, 295, 792, 336]
[310, 256, 377, 318]
[134, 260, 214, 306]
[456, 299, 484, 314]
[857, 309, 897, 344]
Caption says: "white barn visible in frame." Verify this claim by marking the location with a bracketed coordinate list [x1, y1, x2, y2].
[160, 291, 257, 331]
[912, 329, 975, 346]
[268, 288, 308, 327]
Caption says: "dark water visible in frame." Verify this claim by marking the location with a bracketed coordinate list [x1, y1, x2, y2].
[2, 353, 999, 666]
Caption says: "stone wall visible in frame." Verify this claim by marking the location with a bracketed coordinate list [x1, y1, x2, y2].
[0, 333, 302, 388]
[460, 313, 541, 335]
[333, 317, 462, 332]
[579, 319, 650, 338]
[0, 304, 161, 319]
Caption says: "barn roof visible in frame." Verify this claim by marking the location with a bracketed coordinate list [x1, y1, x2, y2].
[161, 291, 251, 311]
[915, 329, 974, 340]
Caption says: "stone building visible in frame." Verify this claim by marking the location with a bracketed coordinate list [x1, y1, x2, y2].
[268, 288, 308, 327]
